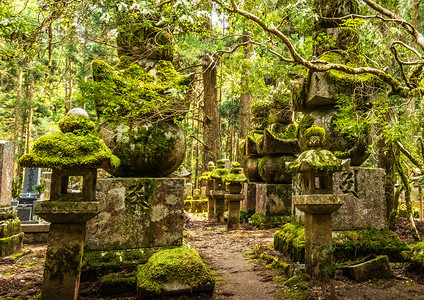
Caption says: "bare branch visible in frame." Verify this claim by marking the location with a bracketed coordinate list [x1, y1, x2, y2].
[363, 0, 424, 51]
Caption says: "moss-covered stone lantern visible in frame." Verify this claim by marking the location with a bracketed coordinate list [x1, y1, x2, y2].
[224, 162, 248, 230]
[287, 126, 349, 280]
[19, 108, 120, 300]
[199, 161, 216, 221]
[209, 160, 230, 223]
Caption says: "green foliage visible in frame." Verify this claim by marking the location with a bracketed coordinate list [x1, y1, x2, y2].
[402, 242, 424, 268]
[86, 59, 192, 124]
[136, 247, 214, 294]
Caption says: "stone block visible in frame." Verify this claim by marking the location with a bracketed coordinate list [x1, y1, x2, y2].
[17, 205, 32, 222]
[0, 232, 24, 256]
[0, 141, 13, 206]
[256, 183, 292, 216]
[332, 167, 386, 230]
[263, 128, 300, 154]
[0, 217, 21, 238]
[341, 255, 393, 282]
[242, 183, 256, 210]
[292, 167, 386, 230]
[85, 178, 184, 250]
[21, 223, 50, 244]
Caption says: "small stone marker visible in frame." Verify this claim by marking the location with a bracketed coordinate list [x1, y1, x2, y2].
[342, 255, 393, 282]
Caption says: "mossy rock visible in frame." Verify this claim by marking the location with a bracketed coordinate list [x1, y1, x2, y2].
[258, 155, 294, 183]
[58, 115, 95, 135]
[286, 149, 342, 173]
[250, 213, 290, 229]
[137, 247, 215, 298]
[243, 156, 263, 182]
[297, 108, 370, 166]
[402, 242, 424, 268]
[102, 121, 185, 177]
[274, 223, 305, 263]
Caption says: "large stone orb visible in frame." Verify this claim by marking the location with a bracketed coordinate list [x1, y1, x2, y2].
[102, 121, 185, 177]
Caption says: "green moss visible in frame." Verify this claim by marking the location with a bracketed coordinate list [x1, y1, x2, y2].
[303, 125, 325, 142]
[58, 115, 95, 135]
[89, 59, 192, 124]
[251, 99, 271, 117]
[274, 223, 305, 263]
[332, 229, 409, 262]
[136, 247, 214, 294]
[402, 242, 424, 268]
[286, 149, 342, 173]
[19, 131, 120, 169]
[0, 217, 21, 238]
[210, 161, 229, 180]
[99, 273, 137, 296]
[297, 115, 314, 135]
[0, 232, 24, 256]
[250, 213, 290, 229]
[292, 73, 311, 111]
[283, 274, 310, 300]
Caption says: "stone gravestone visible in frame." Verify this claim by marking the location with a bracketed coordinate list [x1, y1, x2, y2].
[17, 167, 41, 223]
[0, 141, 24, 256]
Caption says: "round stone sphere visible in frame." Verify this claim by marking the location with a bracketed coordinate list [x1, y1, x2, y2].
[67, 108, 89, 117]
[298, 107, 370, 166]
[243, 156, 264, 182]
[101, 121, 185, 177]
[258, 155, 294, 183]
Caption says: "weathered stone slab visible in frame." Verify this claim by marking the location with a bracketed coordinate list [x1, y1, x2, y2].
[0, 141, 13, 206]
[256, 183, 292, 216]
[332, 167, 386, 230]
[342, 255, 393, 282]
[86, 178, 184, 250]
[242, 183, 256, 211]
[292, 167, 386, 230]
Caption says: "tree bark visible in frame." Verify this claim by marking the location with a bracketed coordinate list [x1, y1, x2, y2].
[202, 56, 220, 171]
[239, 34, 253, 141]
[13, 63, 23, 175]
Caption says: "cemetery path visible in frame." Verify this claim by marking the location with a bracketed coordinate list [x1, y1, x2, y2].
[184, 214, 280, 300]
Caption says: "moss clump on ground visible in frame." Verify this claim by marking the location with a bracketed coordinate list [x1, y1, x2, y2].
[250, 213, 290, 229]
[136, 246, 214, 296]
[402, 242, 424, 268]
[282, 274, 310, 300]
[275, 225, 409, 263]
[274, 223, 305, 263]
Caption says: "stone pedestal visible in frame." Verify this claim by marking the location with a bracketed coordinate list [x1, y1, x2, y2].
[211, 190, 226, 223]
[206, 180, 215, 221]
[86, 178, 184, 250]
[41, 223, 86, 300]
[0, 141, 23, 257]
[294, 194, 344, 280]
[226, 193, 244, 230]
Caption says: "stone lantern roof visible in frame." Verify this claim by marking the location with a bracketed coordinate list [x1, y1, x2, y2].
[19, 109, 120, 170]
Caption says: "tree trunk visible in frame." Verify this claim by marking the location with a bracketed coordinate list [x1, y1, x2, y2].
[202, 56, 220, 171]
[377, 139, 395, 220]
[239, 34, 253, 141]
[25, 73, 34, 154]
[13, 63, 23, 175]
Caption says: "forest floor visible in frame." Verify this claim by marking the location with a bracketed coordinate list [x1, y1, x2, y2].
[1, 215, 424, 299]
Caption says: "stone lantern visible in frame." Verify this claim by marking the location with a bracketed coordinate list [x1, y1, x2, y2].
[19, 109, 119, 300]
[199, 161, 216, 221]
[287, 126, 349, 280]
[224, 162, 247, 230]
[210, 160, 229, 223]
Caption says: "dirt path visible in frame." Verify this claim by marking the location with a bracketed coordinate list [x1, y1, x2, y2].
[184, 214, 280, 300]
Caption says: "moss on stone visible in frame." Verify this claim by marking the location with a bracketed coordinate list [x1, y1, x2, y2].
[90, 59, 192, 123]
[0, 232, 24, 257]
[283, 274, 310, 300]
[136, 246, 214, 295]
[303, 126, 325, 142]
[19, 132, 120, 170]
[0, 217, 21, 238]
[250, 213, 290, 229]
[58, 115, 95, 135]
[274, 223, 305, 263]
[251, 99, 271, 117]
[402, 242, 424, 268]
[297, 115, 315, 135]
[286, 149, 342, 173]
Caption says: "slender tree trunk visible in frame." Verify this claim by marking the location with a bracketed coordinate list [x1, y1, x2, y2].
[239, 34, 253, 141]
[13, 64, 23, 175]
[202, 56, 220, 171]
[396, 158, 420, 240]
[48, 21, 53, 77]
[25, 72, 34, 154]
